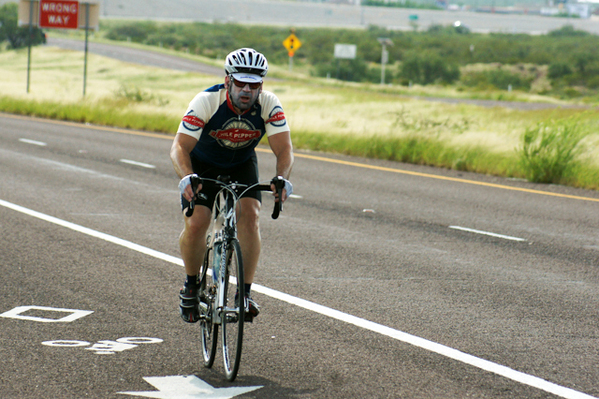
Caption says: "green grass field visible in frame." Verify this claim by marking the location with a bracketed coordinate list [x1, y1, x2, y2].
[1, 39, 598, 190]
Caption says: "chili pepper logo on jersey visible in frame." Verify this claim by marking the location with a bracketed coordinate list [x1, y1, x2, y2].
[181, 111, 204, 132]
[209, 117, 262, 149]
[267, 106, 286, 128]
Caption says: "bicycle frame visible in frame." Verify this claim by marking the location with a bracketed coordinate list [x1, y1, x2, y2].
[190, 175, 285, 381]
[209, 182, 239, 324]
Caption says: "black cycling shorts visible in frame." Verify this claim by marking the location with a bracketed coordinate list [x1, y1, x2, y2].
[181, 152, 261, 212]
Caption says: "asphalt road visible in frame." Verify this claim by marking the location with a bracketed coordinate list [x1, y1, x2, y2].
[1, 114, 598, 398]
[45, 37, 225, 77]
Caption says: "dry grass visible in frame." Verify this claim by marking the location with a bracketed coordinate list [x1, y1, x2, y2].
[2, 44, 598, 178]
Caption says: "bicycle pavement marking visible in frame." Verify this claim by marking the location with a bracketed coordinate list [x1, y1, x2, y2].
[0, 198, 596, 399]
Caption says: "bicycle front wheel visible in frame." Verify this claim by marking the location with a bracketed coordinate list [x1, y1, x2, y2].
[221, 238, 245, 381]
[199, 247, 218, 368]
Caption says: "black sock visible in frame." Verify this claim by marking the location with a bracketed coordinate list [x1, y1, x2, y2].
[244, 283, 252, 295]
[185, 274, 199, 287]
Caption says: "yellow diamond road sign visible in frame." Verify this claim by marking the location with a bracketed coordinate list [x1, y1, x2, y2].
[283, 33, 301, 56]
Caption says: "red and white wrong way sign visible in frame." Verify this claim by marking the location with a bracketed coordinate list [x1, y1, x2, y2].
[39, 0, 79, 29]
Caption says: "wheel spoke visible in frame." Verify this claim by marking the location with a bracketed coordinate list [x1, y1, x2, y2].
[221, 239, 245, 381]
[199, 247, 218, 368]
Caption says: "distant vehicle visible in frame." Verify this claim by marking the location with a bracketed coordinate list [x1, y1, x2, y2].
[453, 20, 471, 33]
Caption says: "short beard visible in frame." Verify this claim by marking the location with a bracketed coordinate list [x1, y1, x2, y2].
[228, 81, 257, 112]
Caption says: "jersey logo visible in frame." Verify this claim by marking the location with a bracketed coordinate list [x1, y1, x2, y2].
[267, 106, 287, 128]
[182, 111, 205, 131]
[209, 118, 262, 149]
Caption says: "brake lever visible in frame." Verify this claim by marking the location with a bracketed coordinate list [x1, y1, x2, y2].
[184, 176, 202, 217]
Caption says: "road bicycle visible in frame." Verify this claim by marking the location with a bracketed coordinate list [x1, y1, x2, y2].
[186, 175, 284, 381]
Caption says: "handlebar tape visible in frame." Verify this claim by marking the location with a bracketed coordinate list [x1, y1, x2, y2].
[270, 176, 285, 220]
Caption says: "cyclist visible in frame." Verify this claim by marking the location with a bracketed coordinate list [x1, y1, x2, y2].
[170, 48, 294, 323]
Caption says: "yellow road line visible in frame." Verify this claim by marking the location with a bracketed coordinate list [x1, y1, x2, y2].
[5, 113, 598, 203]
[257, 149, 599, 203]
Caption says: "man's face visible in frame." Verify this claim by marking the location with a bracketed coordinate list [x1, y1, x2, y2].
[226, 76, 262, 113]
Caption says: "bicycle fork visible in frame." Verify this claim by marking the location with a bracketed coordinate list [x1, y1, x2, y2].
[213, 240, 229, 325]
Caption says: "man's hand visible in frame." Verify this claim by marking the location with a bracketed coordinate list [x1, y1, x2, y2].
[271, 176, 293, 203]
[179, 174, 202, 201]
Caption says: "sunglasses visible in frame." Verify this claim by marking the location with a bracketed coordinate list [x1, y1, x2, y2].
[231, 78, 262, 90]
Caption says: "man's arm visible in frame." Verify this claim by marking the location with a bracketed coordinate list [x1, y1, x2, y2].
[268, 131, 294, 202]
[170, 132, 200, 201]
[268, 131, 294, 180]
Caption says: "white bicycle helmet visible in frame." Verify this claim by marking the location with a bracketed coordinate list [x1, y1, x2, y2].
[225, 48, 268, 79]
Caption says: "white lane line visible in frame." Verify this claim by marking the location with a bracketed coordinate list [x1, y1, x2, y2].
[449, 225, 527, 242]
[19, 138, 47, 146]
[120, 159, 156, 169]
[0, 199, 182, 266]
[1, 198, 595, 399]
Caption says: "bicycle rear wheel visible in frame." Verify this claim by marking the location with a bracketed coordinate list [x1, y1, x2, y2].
[221, 238, 245, 381]
[199, 247, 218, 368]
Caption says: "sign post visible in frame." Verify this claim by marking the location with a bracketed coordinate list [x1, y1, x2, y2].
[282, 31, 302, 72]
[18, 0, 99, 95]
[26, 0, 36, 93]
[377, 37, 393, 85]
[333, 43, 357, 80]
[82, 1, 89, 96]
[78, 2, 99, 96]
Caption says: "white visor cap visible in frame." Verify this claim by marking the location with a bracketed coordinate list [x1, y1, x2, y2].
[231, 72, 263, 84]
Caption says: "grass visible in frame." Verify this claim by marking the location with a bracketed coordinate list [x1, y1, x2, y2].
[519, 117, 594, 184]
[1, 39, 598, 191]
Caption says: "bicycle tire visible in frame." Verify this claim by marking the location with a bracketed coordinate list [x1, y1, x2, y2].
[221, 238, 245, 381]
[199, 247, 218, 368]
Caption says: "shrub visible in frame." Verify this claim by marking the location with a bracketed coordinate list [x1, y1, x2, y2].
[104, 21, 156, 43]
[518, 119, 589, 184]
[399, 51, 460, 85]
[461, 68, 532, 91]
[548, 62, 573, 79]
[548, 24, 590, 37]
[313, 58, 371, 82]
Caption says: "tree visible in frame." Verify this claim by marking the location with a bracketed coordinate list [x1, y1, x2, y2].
[0, 3, 46, 49]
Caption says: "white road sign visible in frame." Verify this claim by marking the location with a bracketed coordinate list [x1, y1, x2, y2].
[334, 44, 357, 59]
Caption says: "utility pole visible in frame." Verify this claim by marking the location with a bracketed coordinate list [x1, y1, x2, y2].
[377, 37, 393, 85]
[82, 2, 90, 96]
[27, 0, 35, 93]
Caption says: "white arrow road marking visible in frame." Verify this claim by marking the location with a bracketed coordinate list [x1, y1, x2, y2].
[117, 375, 262, 399]
[1, 198, 596, 399]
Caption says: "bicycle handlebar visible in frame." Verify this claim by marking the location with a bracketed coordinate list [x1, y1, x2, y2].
[185, 176, 284, 220]
[269, 176, 286, 220]
[184, 176, 202, 218]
